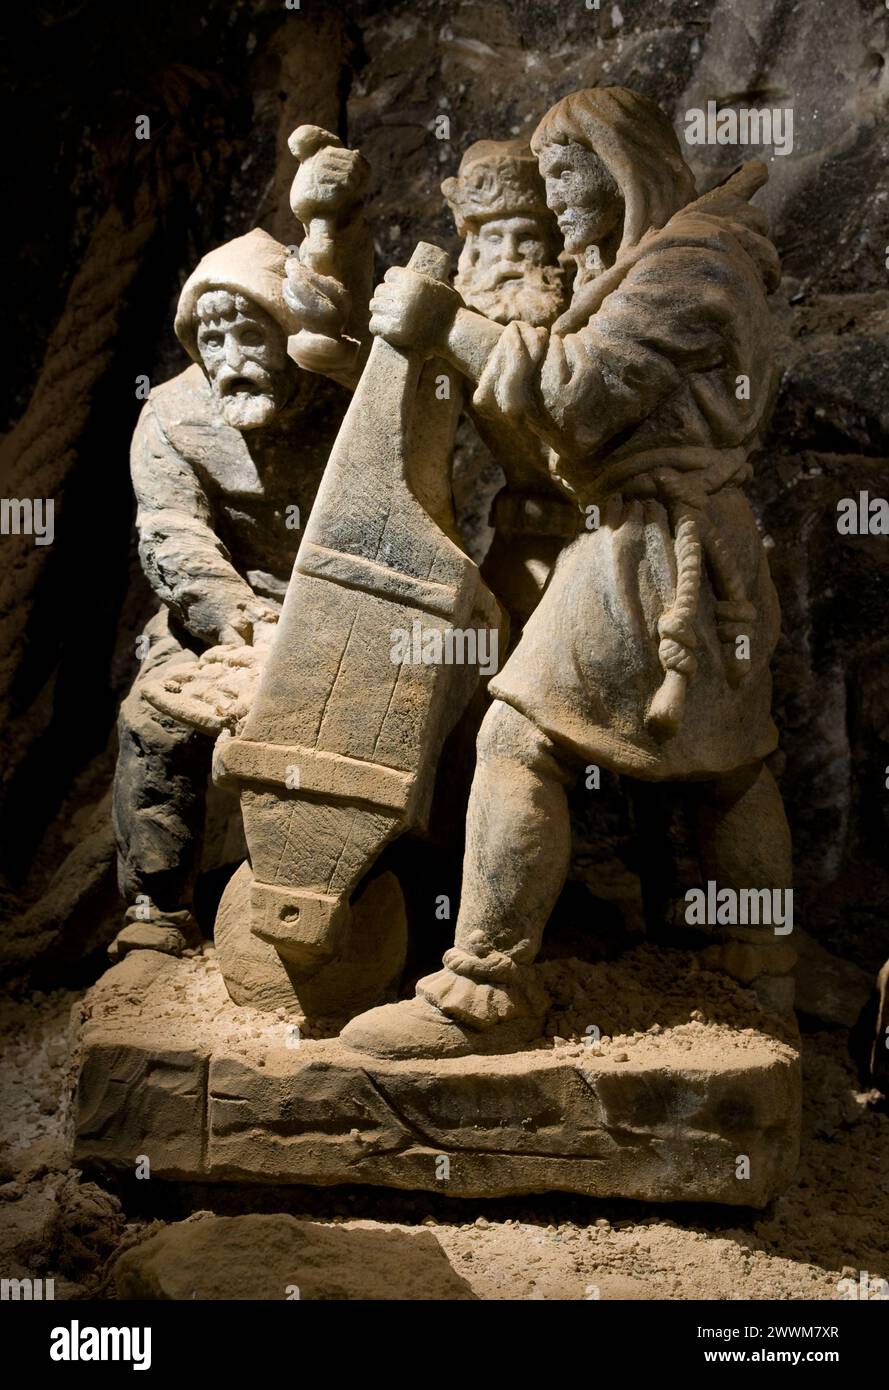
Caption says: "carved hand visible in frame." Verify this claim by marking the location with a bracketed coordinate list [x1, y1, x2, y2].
[368, 267, 460, 352]
[142, 640, 272, 736]
[217, 600, 279, 648]
[283, 258, 351, 338]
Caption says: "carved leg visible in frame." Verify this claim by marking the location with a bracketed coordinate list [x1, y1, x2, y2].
[689, 761, 796, 1011]
[692, 761, 791, 890]
[420, 700, 574, 1017]
[112, 632, 208, 948]
[341, 700, 574, 1058]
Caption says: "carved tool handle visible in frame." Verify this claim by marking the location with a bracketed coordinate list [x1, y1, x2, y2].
[405, 241, 451, 282]
[288, 124, 341, 161]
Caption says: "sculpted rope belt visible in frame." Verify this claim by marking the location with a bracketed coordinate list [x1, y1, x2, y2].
[595, 446, 756, 741]
[472, 325, 759, 742]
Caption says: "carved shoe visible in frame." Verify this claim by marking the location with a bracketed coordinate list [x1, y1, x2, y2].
[339, 993, 541, 1061]
[108, 906, 201, 961]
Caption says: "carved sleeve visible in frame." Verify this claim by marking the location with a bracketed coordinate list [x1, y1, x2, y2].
[474, 241, 732, 461]
[130, 400, 258, 646]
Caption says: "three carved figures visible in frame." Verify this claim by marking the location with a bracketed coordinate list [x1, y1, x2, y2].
[112, 86, 793, 1065]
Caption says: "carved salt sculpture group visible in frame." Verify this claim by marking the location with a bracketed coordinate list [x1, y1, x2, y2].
[78, 88, 801, 1206]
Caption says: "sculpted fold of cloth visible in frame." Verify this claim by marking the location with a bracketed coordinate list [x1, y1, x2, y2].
[342, 85, 794, 1060]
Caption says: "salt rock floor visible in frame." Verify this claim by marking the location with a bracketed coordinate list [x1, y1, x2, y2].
[0, 985, 886, 1300]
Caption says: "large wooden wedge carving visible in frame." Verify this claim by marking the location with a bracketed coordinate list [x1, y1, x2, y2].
[214, 242, 499, 983]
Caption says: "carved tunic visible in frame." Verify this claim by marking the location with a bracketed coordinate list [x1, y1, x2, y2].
[474, 168, 782, 779]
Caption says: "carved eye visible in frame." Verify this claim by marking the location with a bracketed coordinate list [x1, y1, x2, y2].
[240, 328, 262, 347]
[202, 333, 223, 349]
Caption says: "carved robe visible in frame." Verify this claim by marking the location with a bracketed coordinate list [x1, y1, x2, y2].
[473, 164, 782, 779]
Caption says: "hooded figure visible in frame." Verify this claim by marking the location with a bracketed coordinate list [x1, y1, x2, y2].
[531, 87, 697, 275]
[113, 230, 342, 949]
[343, 86, 793, 1061]
[473, 87, 783, 778]
[173, 228, 295, 364]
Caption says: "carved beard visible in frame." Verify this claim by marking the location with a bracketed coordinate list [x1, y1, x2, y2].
[456, 262, 567, 328]
[212, 366, 283, 430]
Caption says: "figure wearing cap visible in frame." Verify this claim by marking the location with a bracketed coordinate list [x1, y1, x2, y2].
[443, 139, 573, 631]
[112, 135, 370, 954]
[443, 137, 567, 331]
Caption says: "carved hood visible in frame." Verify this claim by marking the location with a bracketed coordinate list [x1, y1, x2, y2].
[530, 85, 698, 262]
[173, 228, 294, 365]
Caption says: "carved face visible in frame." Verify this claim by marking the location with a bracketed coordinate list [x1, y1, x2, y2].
[456, 215, 566, 328]
[196, 291, 292, 430]
[538, 142, 623, 258]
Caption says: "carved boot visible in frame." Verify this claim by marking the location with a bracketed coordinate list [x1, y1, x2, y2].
[340, 946, 548, 1059]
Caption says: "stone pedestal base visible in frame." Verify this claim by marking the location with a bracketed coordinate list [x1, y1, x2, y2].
[72, 948, 800, 1207]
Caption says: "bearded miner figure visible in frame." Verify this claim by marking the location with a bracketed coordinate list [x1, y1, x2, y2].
[343, 86, 792, 1059]
[443, 139, 574, 631]
[113, 136, 370, 949]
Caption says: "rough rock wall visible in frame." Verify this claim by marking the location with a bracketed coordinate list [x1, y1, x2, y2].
[2, 0, 887, 977]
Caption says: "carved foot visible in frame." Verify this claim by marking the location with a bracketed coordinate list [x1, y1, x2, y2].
[340, 993, 541, 1060]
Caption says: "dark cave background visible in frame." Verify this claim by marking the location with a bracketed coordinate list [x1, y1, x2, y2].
[1, 0, 888, 990]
